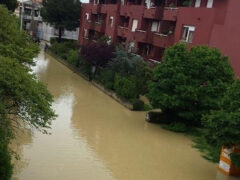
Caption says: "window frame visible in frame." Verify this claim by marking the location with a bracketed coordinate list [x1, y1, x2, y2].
[181, 25, 195, 43]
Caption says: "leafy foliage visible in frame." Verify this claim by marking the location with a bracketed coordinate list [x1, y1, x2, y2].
[81, 42, 116, 67]
[132, 99, 145, 111]
[41, 0, 81, 42]
[67, 50, 78, 65]
[148, 43, 234, 126]
[202, 79, 240, 147]
[0, 6, 56, 179]
[114, 75, 138, 100]
[163, 122, 187, 133]
[0, 5, 39, 66]
[50, 39, 78, 60]
[108, 46, 152, 95]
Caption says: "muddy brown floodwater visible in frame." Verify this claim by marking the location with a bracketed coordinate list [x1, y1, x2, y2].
[12, 50, 240, 180]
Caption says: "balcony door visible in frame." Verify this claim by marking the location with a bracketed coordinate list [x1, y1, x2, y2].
[131, 19, 138, 32]
[206, 0, 214, 8]
[195, 0, 201, 7]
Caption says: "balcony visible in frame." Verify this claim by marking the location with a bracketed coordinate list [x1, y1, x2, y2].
[91, 4, 100, 14]
[100, 4, 118, 14]
[134, 30, 150, 43]
[163, 7, 178, 21]
[152, 33, 174, 48]
[120, 5, 128, 17]
[85, 20, 95, 29]
[117, 26, 129, 38]
[94, 22, 106, 33]
[143, 7, 163, 19]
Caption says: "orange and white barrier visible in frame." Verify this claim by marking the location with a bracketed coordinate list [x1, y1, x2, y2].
[218, 146, 240, 176]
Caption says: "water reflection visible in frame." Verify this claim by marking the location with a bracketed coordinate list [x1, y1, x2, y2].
[31, 50, 49, 75]
[13, 50, 240, 180]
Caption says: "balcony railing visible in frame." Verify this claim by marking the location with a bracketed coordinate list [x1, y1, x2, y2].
[117, 26, 129, 37]
[94, 22, 106, 33]
[163, 7, 178, 21]
[152, 33, 174, 48]
[143, 6, 163, 19]
[91, 4, 101, 14]
[134, 30, 149, 43]
[100, 4, 118, 14]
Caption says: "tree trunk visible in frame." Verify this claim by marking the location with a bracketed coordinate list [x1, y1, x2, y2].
[58, 28, 62, 43]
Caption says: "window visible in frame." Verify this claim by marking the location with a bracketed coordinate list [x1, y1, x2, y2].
[145, 0, 151, 8]
[206, 0, 214, 8]
[85, 13, 89, 21]
[109, 16, 114, 27]
[181, 25, 195, 43]
[195, 0, 201, 7]
[96, 14, 101, 23]
[121, 0, 124, 5]
[83, 29, 88, 38]
[151, 21, 160, 32]
[107, 36, 112, 44]
[94, 0, 99, 5]
[128, 42, 135, 52]
[131, 19, 138, 32]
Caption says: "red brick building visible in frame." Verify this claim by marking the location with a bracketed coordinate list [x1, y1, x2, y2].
[78, 0, 240, 76]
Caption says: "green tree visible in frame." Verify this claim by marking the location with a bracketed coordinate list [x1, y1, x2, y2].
[201, 79, 240, 166]
[203, 79, 240, 147]
[148, 43, 234, 126]
[0, 6, 56, 180]
[0, 0, 18, 11]
[41, 0, 81, 42]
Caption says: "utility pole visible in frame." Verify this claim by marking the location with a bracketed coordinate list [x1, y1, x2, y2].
[30, 0, 35, 36]
[20, 0, 24, 31]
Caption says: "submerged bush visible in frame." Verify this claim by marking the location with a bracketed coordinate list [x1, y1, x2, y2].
[132, 99, 144, 111]
[163, 122, 187, 133]
[96, 69, 115, 90]
[114, 75, 138, 100]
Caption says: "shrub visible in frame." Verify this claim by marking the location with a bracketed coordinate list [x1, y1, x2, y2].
[50, 39, 78, 60]
[76, 55, 91, 76]
[96, 69, 115, 89]
[163, 122, 188, 133]
[143, 104, 153, 111]
[114, 75, 138, 100]
[67, 50, 78, 65]
[132, 99, 144, 111]
[108, 46, 151, 95]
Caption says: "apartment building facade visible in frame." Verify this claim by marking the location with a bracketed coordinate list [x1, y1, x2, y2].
[78, 0, 240, 76]
[19, 0, 79, 41]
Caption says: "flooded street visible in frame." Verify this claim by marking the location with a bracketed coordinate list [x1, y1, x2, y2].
[13, 50, 239, 180]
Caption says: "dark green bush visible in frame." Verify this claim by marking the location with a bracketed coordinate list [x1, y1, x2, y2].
[96, 69, 115, 90]
[0, 141, 12, 180]
[50, 39, 78, 60]
[230, 153, 240, 167]
[132, 99, 144, 111]
[114, 75, 138, 100]
[163, 122, 188, 133]
[76, 55, 91, 76]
